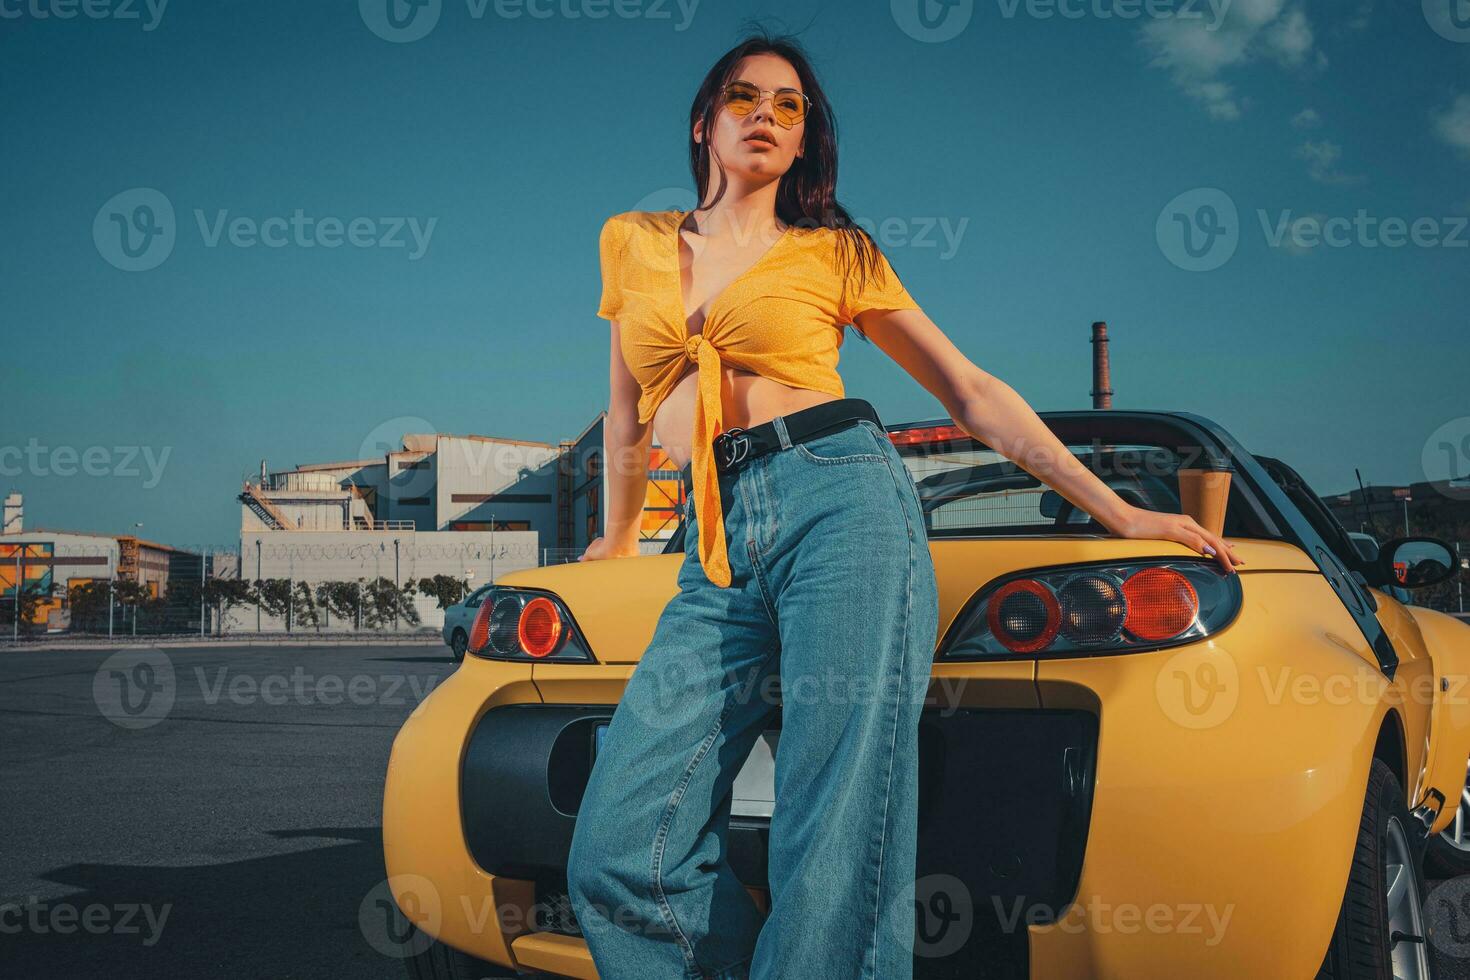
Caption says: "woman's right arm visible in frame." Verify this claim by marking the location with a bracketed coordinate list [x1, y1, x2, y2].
[580, 319, 652, 562]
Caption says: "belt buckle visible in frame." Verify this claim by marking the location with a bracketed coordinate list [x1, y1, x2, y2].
[714, 426, 751, 470]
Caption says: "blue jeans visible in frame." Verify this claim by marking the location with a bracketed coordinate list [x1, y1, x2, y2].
[567, 413, 941, 980]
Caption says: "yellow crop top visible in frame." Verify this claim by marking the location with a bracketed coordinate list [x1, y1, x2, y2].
[596, 208, 920, 588]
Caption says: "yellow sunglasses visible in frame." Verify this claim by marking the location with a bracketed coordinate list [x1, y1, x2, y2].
[720, 80, 811, 129]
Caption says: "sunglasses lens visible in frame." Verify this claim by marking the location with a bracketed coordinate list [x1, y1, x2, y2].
[724, 82, 759, 115]
[774, 91, 806, 125]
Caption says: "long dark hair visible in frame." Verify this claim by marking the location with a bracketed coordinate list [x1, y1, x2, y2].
[686, 27, 896, 343]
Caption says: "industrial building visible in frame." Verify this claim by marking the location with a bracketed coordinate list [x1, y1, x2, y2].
[0, 492, 202, 631]
[227, 414, 691, 632]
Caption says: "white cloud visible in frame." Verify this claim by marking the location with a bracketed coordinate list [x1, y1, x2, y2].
[1140, 0, 1322, 121]
[1265, 8, 1315, 67]
[1293, 141, 1366, 186]
[1433, 95, 1470, 157]
[1292, 107, 1322, 129]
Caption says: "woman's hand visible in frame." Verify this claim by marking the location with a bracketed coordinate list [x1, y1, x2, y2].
[1111, 505, 1246, 575]
[578, 535, 642, 564]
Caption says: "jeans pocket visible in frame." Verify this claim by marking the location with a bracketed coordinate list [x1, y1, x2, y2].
[793, 420, 888, 465]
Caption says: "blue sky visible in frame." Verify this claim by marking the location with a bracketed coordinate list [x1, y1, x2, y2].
[2, 0, 1467, 548]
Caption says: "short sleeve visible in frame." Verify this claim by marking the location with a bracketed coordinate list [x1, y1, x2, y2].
[596, 215, 626, 321]
[840, 247, 920, 325]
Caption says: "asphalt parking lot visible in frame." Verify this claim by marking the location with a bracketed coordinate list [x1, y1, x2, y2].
[0, 643, 455, 980]
[6, 642, 1470, 979]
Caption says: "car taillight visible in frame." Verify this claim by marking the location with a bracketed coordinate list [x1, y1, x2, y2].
[943, 559, 1239, 659]
[466, 588, 594, 663]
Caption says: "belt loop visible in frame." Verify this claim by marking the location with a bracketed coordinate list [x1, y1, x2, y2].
[772, 414, 793, 450]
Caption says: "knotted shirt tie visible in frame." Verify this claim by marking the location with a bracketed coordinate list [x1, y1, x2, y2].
[684, 333, 734, 588]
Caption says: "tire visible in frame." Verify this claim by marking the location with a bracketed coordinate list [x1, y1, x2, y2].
[401, 921, 522, 979]
[1425, 757, 1470, 878]
[1317, 758, 1433, 979]
[449, 628, 468, 664]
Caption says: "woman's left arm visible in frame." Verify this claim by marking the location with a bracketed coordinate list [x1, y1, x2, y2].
[855, 307, 1245, 574]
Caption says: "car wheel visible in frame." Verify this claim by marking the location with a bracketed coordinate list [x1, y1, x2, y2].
[401, 921, 523, 979]
[1318, 758, 1432, 979]
[1425, 758, 1470, 878]
[449, 628, 468, 663]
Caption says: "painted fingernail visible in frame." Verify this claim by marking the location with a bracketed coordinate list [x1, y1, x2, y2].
[1203, 544, 1217, 555]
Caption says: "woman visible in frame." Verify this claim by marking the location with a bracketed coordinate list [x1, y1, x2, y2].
[568, 29, 1243, 980]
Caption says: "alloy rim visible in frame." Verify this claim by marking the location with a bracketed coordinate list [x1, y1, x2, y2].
[1386, 814, 1430, 980]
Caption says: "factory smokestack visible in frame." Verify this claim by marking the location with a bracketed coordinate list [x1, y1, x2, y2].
[1090, 321, 1113, 410]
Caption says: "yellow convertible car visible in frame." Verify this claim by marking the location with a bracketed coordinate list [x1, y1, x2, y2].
[382, 410, 1469, 980]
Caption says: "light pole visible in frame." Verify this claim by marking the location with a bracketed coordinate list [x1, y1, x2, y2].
[255, 539, 262, 633]
[393, 538, 401, 631]
[200, 547, 207, 639]
[12, 545, 20, 643]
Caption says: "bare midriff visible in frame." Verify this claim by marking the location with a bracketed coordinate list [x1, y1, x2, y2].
[652, 361, 840, 472]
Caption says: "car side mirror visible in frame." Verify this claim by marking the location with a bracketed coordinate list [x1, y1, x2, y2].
[1377, 536, 1460, 590]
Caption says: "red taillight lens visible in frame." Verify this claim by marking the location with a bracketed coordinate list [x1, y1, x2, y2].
[464, 588, 593, 663]
[986, 579, 1061, 653]
[468, 597, 494, 654]
[1121, 567, 1199, 641]
[945, 560, 1238, 660]
[518, 597, 564, 659]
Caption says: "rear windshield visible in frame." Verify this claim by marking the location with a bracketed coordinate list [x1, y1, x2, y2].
[892, 433, 1275, 540]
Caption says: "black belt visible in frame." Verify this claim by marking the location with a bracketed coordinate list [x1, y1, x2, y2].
[681, 398, 885, 494]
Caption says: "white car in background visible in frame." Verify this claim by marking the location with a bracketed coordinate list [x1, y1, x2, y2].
[441, 584, 494, 663]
